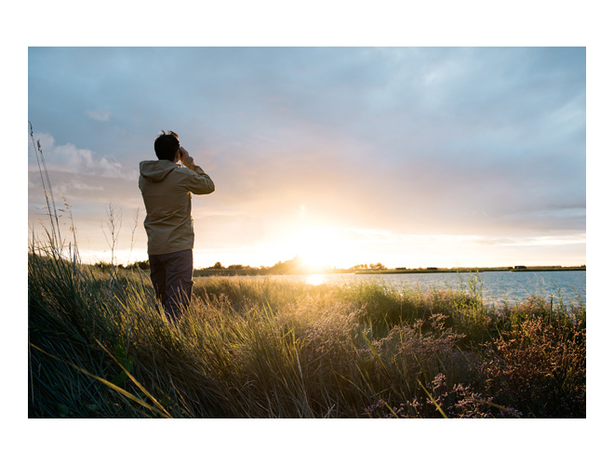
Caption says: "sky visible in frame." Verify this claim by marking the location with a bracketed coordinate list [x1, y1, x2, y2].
[27, 46, 586, 269]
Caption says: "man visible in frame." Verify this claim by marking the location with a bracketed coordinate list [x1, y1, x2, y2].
[138, 130, 215, 322]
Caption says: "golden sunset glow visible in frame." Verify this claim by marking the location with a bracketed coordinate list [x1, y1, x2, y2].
[27, 47, 586, 270]
[279, 226, 354, 269]
[305, 274, 325, 285]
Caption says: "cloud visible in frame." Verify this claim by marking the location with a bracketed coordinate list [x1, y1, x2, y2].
[85, 109, 111, 121]
[29, 132, 126, 178]
[27, 47, 586, 267]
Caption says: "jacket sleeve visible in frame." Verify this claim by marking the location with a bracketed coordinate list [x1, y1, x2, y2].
[182, 161, 215, 194]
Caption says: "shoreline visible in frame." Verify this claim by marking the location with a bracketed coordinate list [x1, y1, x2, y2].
[195, 265, 586, 277]
[356, 265, 586, 275]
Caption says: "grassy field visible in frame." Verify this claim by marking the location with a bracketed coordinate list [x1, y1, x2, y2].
[28, 244, 586, 419]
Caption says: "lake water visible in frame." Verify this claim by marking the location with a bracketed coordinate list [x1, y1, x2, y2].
[234, 270, 586, 309]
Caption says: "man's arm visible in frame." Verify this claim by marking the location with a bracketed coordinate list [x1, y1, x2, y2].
[179, 147, 215, 194]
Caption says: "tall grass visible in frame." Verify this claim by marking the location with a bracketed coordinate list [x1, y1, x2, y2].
[28, 248, 586, 418]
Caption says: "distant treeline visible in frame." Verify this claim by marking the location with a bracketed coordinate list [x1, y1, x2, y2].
[357, 265, 587, 275]
[109, 257, 585, 276]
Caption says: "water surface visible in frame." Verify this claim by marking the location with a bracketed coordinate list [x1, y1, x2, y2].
[234, 270, 586, 309]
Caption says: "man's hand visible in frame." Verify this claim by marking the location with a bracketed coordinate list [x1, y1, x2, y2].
[178, 147, 190, 164]
[179, 147, 198, 170]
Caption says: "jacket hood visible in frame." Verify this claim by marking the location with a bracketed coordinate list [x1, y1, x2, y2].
[139, 160, 177, 183]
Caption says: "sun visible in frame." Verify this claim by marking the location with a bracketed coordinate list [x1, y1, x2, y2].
[285, 227, 354, 270]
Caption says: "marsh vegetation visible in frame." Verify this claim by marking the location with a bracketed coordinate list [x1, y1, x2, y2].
[28, 246, 585, 418]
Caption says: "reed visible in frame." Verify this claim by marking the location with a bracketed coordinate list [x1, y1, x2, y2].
[28, 246, 586, 418]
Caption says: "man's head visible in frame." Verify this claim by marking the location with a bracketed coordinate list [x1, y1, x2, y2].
[154, 130, 180, 161]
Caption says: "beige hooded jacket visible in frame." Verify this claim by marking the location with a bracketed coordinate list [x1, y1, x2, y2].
[138, 158, 215, 256]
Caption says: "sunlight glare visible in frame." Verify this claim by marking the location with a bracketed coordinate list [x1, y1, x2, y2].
[288, 227, 353, 269]
[305, 274, 325, 286]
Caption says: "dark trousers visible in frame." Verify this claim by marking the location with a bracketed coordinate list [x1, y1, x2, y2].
[149, 249, 194, 322]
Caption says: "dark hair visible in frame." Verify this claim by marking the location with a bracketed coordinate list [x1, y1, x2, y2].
[154, 130, 180, 161]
